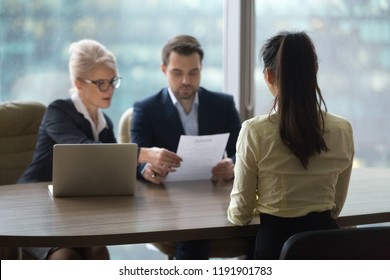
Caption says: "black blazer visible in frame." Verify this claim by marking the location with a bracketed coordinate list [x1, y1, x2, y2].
[131, 87, 241, 177]
[18, 99, 116, 183]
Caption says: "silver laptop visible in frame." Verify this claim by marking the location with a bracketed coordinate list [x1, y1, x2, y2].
[48, 143, 137, 197]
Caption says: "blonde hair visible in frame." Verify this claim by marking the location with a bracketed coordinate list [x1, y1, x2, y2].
[68, 39, 118, 93]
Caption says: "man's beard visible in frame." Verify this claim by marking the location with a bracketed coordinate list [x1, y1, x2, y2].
[176, 86, 197, 99]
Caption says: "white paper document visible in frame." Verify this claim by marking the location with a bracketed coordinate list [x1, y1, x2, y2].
[165, 133, 230, 182]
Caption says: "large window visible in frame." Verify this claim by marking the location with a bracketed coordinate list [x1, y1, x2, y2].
[255, 0, 390, 168]
[2, 0, 389, 168]
[0, 0, 224, 135]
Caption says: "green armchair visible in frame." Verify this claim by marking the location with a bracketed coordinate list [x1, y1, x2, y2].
[0, 101, 45, 186]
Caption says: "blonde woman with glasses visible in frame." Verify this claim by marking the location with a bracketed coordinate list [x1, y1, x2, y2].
[19, 39, 181, 259]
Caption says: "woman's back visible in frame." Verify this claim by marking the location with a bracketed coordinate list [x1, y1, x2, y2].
[228, 30, 355, 259]
[240, 111, 354, 218]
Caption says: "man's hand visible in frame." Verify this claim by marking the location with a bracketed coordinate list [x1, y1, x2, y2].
[139, 147, 182, 184]
[211, 158, 234, 181]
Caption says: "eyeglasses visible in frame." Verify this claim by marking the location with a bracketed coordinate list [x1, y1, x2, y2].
[83, 76, 122, 92]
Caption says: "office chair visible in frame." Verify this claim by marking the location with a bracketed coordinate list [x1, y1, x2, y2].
[279, 226, 390, 260]
[0, 100, 45, 259]
[0, 101, 46, 185]
[118, 107, 253, 259]
[118, 107, 133, 143]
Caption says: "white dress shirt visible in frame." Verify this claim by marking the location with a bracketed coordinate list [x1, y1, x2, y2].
[71, 93, 107, 141]
[168, 87, 199, 136]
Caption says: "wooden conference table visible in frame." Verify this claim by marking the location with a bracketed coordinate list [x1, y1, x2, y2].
[0, 167, 389, 259]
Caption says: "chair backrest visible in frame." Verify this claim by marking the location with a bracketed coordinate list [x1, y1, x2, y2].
[279, 226, 390, 260]
[118, 107, 133, 143]
[0, 101, 46, 185]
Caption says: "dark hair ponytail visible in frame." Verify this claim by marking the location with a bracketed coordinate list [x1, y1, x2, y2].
[260, 31, 328, 169]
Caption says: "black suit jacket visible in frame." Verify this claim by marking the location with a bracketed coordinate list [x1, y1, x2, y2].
[131, 87, 241, 177]
[18, 98, 116, 183]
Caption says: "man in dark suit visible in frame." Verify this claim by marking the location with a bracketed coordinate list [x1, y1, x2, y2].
[131, 35, 242, 260]
[132, 35, 241, 184]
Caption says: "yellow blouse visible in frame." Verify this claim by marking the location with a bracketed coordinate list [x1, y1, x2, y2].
[228, 112, 354, 225]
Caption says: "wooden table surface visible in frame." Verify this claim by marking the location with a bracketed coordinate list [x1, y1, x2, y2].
[337, 167, 390, 226]
[0, 167, 389, 249]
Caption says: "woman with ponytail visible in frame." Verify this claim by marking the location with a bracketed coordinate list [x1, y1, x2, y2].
[228, 31, 355, 259]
